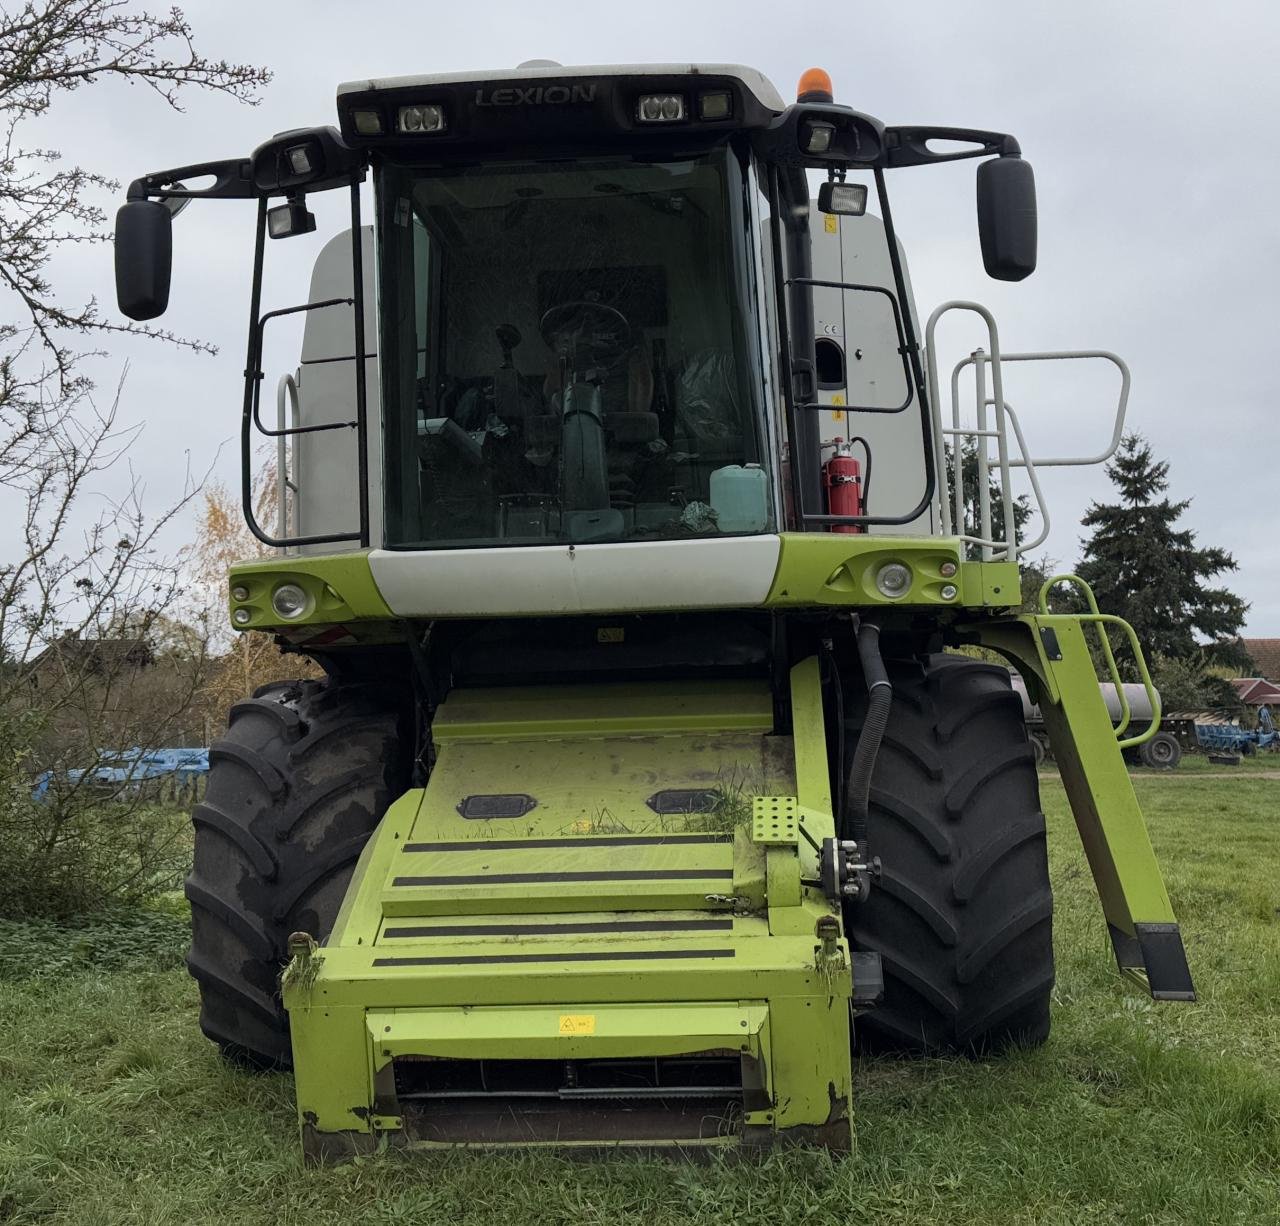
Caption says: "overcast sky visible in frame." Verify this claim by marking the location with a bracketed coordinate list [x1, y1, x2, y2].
[17, 0, 1280, 635]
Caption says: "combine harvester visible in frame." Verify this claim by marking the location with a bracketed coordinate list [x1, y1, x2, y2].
[114, 62, 1194, 1160]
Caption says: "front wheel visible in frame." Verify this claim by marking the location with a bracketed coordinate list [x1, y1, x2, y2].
[843, 654, 1054, 1055]
[185, 679, 412, 1069]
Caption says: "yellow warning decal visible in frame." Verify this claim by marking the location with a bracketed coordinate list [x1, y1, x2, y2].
[559, 1014, 597, 1036]
[831, 393, 846, 406]
[596, 627, 624, 643]
[824, 213, 838, 234]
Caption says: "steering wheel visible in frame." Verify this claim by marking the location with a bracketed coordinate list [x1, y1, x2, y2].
[539, 300, 632, 372]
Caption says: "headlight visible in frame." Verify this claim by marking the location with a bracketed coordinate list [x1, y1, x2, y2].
[397, 104, 446, 134]
[637, 94, 685, 123]
[875, 562, 912, 599]
[271, 583, 311, 620]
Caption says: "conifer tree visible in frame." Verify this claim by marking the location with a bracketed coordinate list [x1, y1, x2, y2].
[1076, 433, 1249, 664]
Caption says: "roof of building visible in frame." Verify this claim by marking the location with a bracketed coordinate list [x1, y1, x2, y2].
[1232, 677, 1280, 706]
[27, 635, 153, 676]
[1241, 638, 1280, 681]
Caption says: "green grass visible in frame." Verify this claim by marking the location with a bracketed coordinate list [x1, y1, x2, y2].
[1, 776, 1277, 1225]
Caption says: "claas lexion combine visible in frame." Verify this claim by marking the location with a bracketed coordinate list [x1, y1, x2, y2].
[114, 62, 1194, 1160]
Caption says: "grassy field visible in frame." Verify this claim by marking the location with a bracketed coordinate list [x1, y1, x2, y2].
[1, 773, 1277, 1225]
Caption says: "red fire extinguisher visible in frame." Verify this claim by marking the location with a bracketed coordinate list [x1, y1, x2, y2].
[822, 437, 864, 534]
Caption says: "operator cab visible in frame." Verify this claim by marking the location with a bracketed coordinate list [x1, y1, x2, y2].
[114, 60, 1038, 558]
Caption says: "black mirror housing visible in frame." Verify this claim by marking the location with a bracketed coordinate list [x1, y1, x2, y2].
[977, 156, 1037, 281]
[115, 200, 173, 320]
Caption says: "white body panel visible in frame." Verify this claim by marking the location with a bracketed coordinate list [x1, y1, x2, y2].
[809, 206, 937, 535]
[368, 535, 781, 617]
[292, 228, 381, 553]
[337, 63, 785, 113]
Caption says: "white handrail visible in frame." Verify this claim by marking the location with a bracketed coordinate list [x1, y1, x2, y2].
[950, 349, 1131, 468]
[925, 301, 1055, 560]
[276, 372, 300, 550]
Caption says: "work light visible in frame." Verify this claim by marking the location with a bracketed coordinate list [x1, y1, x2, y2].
[351, 109, 384, 136]
[398, 104, 446, 134]
[637, 94, 685, 123]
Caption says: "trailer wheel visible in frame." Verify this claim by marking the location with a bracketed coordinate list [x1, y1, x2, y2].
[844, 654, 1053, 1054]
[1138, 731, 1182, 769]
[185, 678, 412, 1070]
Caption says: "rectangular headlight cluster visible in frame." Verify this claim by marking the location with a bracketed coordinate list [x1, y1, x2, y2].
[397, 104, 447, 134]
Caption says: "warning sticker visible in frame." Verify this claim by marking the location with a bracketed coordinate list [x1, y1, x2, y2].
[559, 1014, 596, 1036]
[824, 213, 838, 234]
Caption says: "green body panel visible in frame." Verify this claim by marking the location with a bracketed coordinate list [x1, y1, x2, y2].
[764, 534, 1020, 610]
[973, 613, 1192, 998]
[228, 551, 392, 630]
[286, 660, 854, 1156]
[225, 536, 1023, 637]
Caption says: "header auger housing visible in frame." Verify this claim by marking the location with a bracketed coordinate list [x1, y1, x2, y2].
[117, 62, 1192, 1161]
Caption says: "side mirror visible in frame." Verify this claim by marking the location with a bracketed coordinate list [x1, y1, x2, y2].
[114, 200, 173, 320]
[976, 156, 1037, 281]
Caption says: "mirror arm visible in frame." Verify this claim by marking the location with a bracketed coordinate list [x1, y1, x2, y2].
[882, 126, 1021, 169]
[127, 157, 256, 202]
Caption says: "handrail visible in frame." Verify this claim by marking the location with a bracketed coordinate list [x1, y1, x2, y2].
[951, 350, 1130, 468]
[276, 373, 300, 547]
[925, 303, 1052, 560]
[1038, 574, 1162, 749]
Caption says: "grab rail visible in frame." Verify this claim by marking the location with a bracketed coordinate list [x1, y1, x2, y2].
[276, 373, 300, 548]
[1038, 574, 1161, 750]
[926, 301, 1131, 561]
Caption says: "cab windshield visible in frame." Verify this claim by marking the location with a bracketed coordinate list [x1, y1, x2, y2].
[377, 147, 773, 548]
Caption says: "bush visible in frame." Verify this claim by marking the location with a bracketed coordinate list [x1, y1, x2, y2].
[1151, 653, 1246, 716]
[0, 902, 190, 980]
[0, 778, 190, 920]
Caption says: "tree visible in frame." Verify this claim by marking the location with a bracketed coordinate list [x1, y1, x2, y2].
[0, 3, 268, 918]
[185, 475, 318, 735]
[1076, 433, 1249, 665]
[945, 438, 1032, 557]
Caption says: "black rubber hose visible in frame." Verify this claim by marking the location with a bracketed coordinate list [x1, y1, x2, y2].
[844, 623, 893, 854]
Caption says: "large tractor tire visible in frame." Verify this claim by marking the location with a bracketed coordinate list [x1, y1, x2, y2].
[185, 678, 412, 1070]
[845, 654, 1054, 1054]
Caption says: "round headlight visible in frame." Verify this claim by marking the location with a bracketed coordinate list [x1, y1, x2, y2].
[940, 583, 958, 601]
[271, 582, 310, 620]
[230, 584, 250, 602]
[939, 561, 958, 578]
[875, 562, 912, 599]
[232, 608, 252, 626]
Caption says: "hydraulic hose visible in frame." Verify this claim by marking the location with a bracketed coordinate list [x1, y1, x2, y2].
[844, 622, 893, 857]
